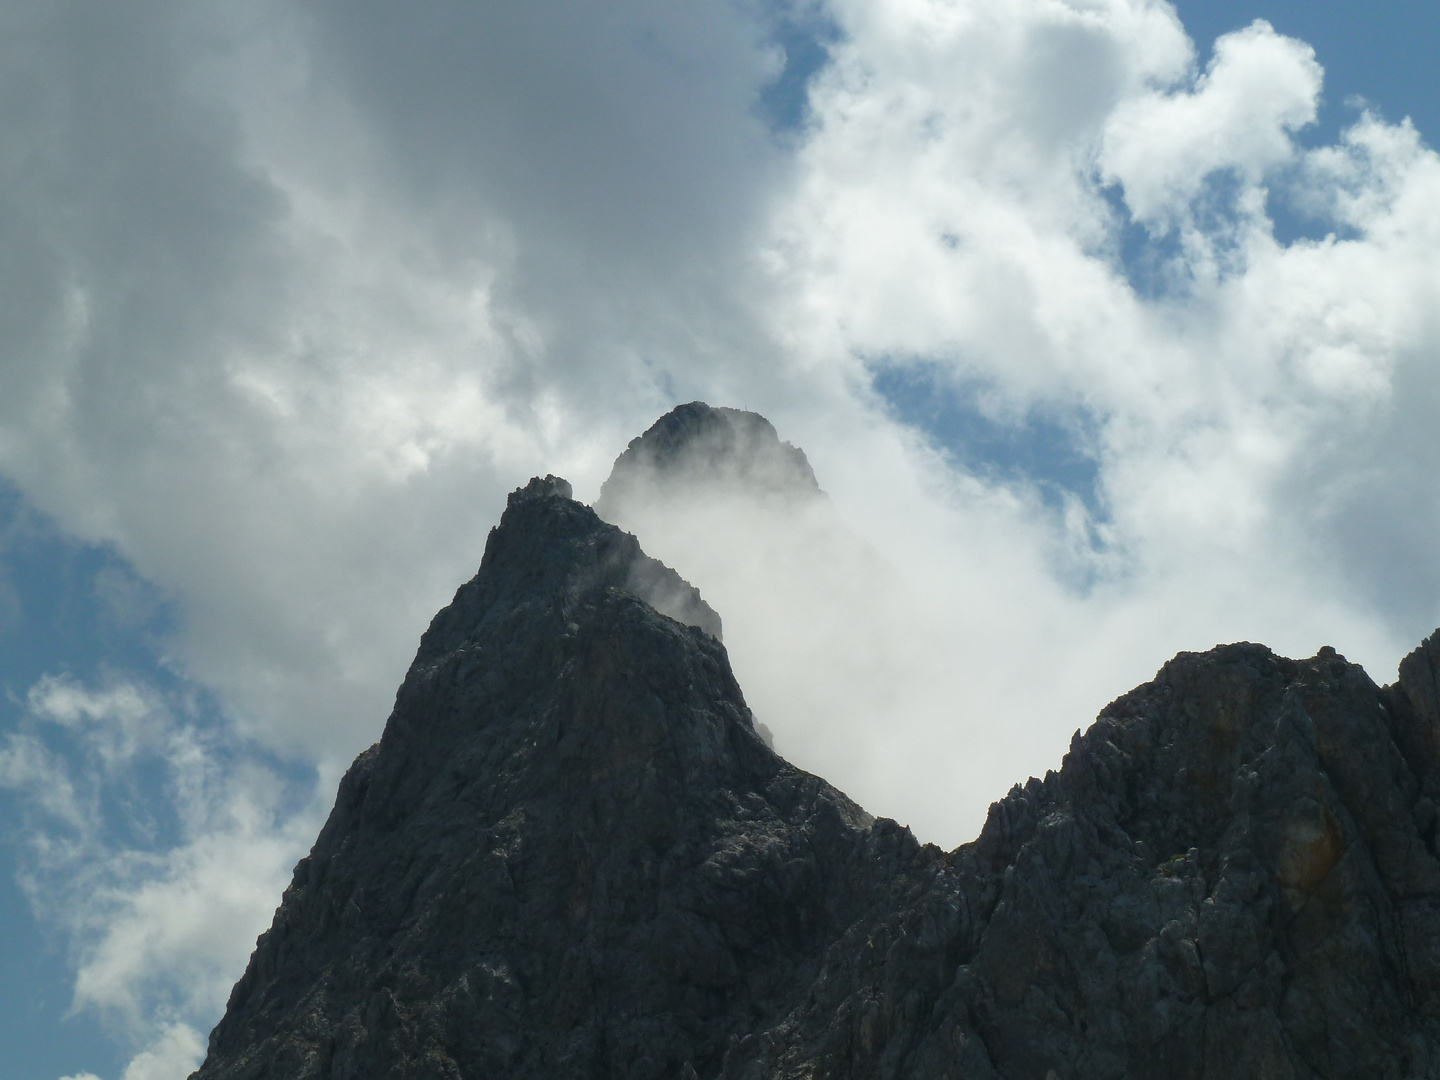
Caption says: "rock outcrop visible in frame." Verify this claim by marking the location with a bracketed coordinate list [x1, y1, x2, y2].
[592, 403, 913, 795]
[193, 422, 1440, 1080]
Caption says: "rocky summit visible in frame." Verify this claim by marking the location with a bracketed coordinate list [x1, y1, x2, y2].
[195, 409, 1440, 1079]
[594, 402, 823, 516]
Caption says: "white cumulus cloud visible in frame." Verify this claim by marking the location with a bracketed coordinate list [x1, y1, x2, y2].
[1101, 20, 1322, 226]
[119, 1023, 206, 1080]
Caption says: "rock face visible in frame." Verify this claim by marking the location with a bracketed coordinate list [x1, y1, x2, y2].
[195, 431, 1440, 1079]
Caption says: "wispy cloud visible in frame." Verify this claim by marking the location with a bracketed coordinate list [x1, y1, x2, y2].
[0, 673, 321, 1077]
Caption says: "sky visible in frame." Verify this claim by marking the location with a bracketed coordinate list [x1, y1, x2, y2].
[1, 1, 1439, 1077]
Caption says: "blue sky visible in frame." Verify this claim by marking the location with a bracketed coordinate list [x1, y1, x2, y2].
[3, 2, 1440, 1077]
[0, 488, 168, 1080]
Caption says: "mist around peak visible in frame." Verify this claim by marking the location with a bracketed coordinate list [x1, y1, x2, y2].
[594, 403, 1003, 847]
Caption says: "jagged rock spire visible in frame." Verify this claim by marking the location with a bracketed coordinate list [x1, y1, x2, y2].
[194, 427, 1440, 1079]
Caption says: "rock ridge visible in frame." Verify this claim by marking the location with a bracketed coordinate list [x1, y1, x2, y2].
[193, 462, 1440, 1079]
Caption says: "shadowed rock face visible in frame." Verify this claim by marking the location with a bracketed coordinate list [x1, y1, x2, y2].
[194, 449, 1440, 1079]
[192, 474, 903, 1080]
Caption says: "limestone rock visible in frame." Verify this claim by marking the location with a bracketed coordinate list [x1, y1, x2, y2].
[194, 478, 879, 1080]
[194, 444, 1440, 1079]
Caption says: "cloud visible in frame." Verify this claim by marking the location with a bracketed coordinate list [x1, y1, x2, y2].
[0, 673, 319, 1070]
[67, 771, 316, 1035]
[119, 1023, 206, 1080]
[596, 415, 1074, 844]
[0, 0, 809, 768]
[27, 675, 168, 770]
[0, 1, 521, 761]
[770, 0, 1440, 639]
[1101, 20, 1322, 226]
[296, 0, 787, 261]
[48, 1026, 205, 1080]
[643, 0, 1437, 840]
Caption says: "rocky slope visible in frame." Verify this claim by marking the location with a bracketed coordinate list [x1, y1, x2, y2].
[193, 422, 1440, 1080]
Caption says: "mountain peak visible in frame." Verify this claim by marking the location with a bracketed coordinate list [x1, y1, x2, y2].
[193, 420, 1440, 1080]
[193, 475, 879, 1080]
[596, 402, 821, 518]
[508, 473, 573, 506]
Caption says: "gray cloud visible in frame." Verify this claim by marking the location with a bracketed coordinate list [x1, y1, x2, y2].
[300, 0, 785, 256]
[287, 0, 806, 421]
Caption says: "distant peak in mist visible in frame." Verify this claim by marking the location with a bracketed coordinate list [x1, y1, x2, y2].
[595, 402, 822, 517]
